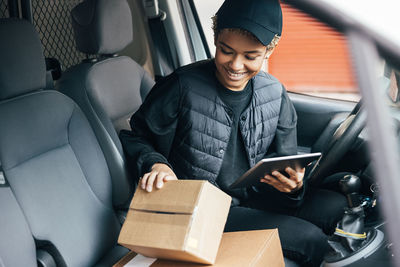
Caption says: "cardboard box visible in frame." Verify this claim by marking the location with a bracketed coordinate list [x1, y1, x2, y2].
[118, 180, 232, 264]
[114, 229, 284, 267]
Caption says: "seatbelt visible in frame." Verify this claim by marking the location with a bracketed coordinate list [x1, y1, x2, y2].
[143, 0, 174, 79]
[0, 164, 9, 187]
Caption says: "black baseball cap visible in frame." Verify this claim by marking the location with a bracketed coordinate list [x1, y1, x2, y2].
[216, 0, 282, 46]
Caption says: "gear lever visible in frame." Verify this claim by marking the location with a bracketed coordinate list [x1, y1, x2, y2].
[339, 174, 362, 208]
[324, 175, 388, 266]
[326, 174, 367, 258]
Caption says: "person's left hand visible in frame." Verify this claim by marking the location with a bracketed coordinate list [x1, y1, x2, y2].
[260, 167, 305, 193]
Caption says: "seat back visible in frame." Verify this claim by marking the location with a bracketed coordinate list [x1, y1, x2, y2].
[57, 0, 155, 204]
[0, 19, 122, 267]
[68, 0, 154, 131]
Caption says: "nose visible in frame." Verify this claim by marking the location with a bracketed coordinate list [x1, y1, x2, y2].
[229, 54, 243, 71]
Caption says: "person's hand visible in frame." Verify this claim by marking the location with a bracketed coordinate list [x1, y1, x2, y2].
[140, 163, 178, 192]
[260, 167, 305, 193]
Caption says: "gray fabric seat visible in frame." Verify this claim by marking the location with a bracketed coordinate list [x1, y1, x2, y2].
[0, 18, 128, 266]
[0, 187, 37, 266]
[57, 0, 155, 201]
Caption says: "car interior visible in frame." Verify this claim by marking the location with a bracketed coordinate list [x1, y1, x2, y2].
[0, 0, 399, 266]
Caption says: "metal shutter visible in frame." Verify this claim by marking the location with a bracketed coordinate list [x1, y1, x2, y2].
[269, 4, 357, 94]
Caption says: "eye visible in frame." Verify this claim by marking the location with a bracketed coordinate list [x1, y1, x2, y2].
[245, 55, 257, 60]
[220, 47, 232, 55]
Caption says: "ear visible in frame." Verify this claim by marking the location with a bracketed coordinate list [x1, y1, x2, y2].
[265, 47, 275, 59]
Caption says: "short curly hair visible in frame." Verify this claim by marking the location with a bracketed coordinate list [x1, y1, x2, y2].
[212, 15, 280, 51]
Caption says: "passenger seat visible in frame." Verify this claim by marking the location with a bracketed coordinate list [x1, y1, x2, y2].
[57, 0, 154, 205]
[0, 18, 128, 266]
[0, 187, 36, 266]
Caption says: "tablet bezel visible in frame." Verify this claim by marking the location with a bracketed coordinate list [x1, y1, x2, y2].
[229, 152, 322, 189]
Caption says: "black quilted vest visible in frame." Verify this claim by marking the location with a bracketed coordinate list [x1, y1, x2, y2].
[168, 61, 282, 186]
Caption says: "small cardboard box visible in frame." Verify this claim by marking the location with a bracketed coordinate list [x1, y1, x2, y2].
[114, 229, 284, 267]
[118, 180, 232, 264]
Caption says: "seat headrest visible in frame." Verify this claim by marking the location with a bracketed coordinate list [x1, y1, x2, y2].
[71, 0, 133, 55]
[0, 19, 46, 101]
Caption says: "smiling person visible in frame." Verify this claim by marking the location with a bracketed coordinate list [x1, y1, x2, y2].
[120, 0, 346, 266]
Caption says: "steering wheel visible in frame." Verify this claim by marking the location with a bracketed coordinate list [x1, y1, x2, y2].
[308, 101, 366, 186]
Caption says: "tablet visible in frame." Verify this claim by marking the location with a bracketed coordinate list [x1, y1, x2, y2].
[229, 152, 322, 189]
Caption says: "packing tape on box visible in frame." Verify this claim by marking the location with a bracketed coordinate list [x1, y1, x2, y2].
[124, 254, 157, 267]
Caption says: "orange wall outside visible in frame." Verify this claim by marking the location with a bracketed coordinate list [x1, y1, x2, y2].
[269, 4, 357, 93]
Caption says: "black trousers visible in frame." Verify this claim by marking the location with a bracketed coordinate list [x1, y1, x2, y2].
[224, 186, 347, 266]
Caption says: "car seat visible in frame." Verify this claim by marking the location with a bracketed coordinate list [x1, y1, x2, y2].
[57, 0, 155, 205]
[0, 186, 37, 266]
[0, 18, 128, 266]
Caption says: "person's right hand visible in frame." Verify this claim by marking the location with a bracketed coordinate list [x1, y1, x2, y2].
[140, 163, 178, 192]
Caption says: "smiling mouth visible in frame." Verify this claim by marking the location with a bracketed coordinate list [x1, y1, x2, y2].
[225, 68, 248, 80]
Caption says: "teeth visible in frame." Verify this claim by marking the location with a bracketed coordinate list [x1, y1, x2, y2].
[227, 70, 245, 77]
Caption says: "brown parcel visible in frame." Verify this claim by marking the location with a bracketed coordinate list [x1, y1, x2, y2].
[118, 180, 232, 265]
[114, 229, 284, 267]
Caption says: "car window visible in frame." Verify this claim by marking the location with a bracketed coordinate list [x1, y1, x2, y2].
[192, 0, 224, 55]
[193, 0, 361, 102]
